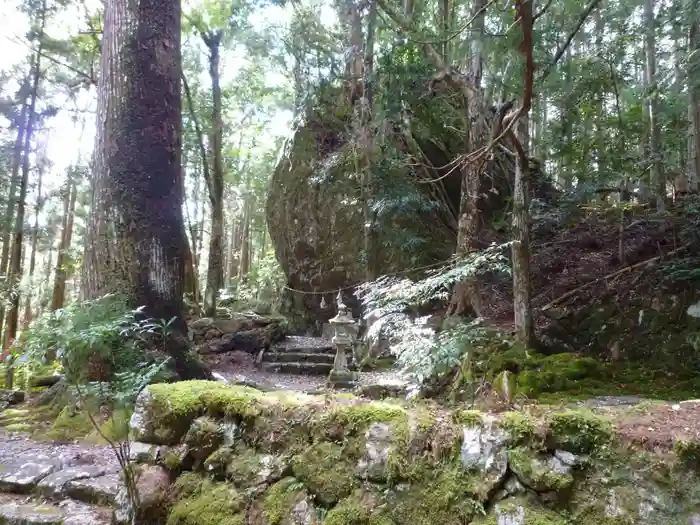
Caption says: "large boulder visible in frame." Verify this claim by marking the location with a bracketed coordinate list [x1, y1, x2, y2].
[266, 80, 469, 332]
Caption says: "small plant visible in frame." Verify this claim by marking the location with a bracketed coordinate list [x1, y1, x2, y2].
[356, 243, 513, 396]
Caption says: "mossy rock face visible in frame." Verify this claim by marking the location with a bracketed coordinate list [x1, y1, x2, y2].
[291, 442, 358, 506]
[323, 491, 395, 525]
[385, 469, 480, 525]
[224, 447, 288, 488]
[45, 406, 94, 441]
[138, 382, 700, 525]
[507, 448, 575, 493]
[472, 497, 569, 524]
[262, 477, 318, 525]
[166, 474, 245, 525]
[547, 409, 613, 454]
[183, 416, 224, 465]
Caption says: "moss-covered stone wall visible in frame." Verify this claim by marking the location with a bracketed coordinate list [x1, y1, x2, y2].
[128, 381, 700, 525]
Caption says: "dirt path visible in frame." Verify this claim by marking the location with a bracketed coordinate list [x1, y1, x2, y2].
[203, 349, 407, 393]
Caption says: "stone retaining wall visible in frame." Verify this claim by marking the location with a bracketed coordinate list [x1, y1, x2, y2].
[127, 380, 700, 525]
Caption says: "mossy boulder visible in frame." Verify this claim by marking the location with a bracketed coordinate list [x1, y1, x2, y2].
[291, 442, 358, 506]
[507, 448, 575, 493]
[472, 497, 569, 524]
[166, 474, 245, 525]
[132, 382, 700, 525]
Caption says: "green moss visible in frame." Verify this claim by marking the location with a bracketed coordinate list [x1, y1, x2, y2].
[453, 409, 483, 427]
[203, 447, 234, 477]
[45, 406, 94, 441]
[498, 412, 539, 445]
[548, 409, 612, 454]
[507, 448, 574, 492]
[317, 401, 408, 437]
[86, 408, 131, 444]
[3, 422, 32, 432]
[167, 476, 245, 525]
[387, 468, 480, 525]
[674, 439, 700, 469]
[224, 447, 283, 488]
[472, 498, 568, 525]
[262, 477, 306, 525]
[291, 442, 358, 506]
[183, 416, 223, 464]
[143, 381, 318, 445]
[323, 496, 395, 525]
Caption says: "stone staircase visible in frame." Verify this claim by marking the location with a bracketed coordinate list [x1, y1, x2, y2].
[259, 335, 354, 375]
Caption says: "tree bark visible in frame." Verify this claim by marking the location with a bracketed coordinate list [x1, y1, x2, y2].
[0, 93, 29, 341]
[644, 0, 665, 209]
[51, 173, 77, 311]
[689, 10, 700, 190]
[2, 7, 45, 353]
[202, 33, 225, 318]
[82, 0, 211, 379]
[449, 0, 487, 318]
[23, 153, 45, 327]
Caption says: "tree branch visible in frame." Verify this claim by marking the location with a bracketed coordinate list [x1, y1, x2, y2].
[538, 0, 603, 83]
[181, 72, 214, 206]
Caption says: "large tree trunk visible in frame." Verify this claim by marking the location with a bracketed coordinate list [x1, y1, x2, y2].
[2, 13, 45, 354]
[203, 34, 225, 318]
[51, 173, 77, 311]
[448, 0, 487, 318]
[644, 0, 665, 209]
[689, 12, 700, 190]
[0, 95, 29, 341]
[82, 0, 211, 379]
[23, 155, 45, 327]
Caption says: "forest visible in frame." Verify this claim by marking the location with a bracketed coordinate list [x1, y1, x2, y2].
[0, 0, 700, 522]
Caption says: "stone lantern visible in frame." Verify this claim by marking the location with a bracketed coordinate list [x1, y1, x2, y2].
[327, 290, 358, 389]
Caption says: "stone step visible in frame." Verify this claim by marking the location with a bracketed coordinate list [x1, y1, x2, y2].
[262, 352, 336, 364]
[0, 458, 122, 507]
[0, 494, 111, 525]
[260, 362, 334, 375]
[269, 344, 334, 355]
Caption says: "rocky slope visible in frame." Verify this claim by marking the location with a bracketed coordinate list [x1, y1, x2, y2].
[121, 380, 700, 525]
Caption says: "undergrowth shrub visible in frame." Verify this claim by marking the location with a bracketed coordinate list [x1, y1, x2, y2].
[8, 293, 172, 389]
[356, 242, 606, 400]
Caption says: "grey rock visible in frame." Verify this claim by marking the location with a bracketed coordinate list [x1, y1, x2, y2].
[553, 449, 580, 467]
[0, 462, 58, 493]
[459, 420, 509, 492]
[37, 465, 106, 499]
[59, 500, 111, 525]
[0, 503, 64, 525]
[282, 494, 321, 525]
[189, 317, 214, 329]
[113, 465, 170, 525]
[492, 502, 526, 525]
[356, 422, 393, 482]
[65, 474, 122, 505]
[0, 389, 25, 405]
[128, 442, 162, 464]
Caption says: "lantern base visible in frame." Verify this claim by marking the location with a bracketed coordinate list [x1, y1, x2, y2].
[327, 369, 358, 390]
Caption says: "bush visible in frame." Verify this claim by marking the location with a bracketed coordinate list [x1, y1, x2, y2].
[9, 294, 171, 391]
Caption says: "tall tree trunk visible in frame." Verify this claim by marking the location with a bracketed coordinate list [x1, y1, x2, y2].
[51, 174, 77, 311]
[689, 11, 700, 190]
[23, 157, 45, 327]
[238, 197, 251, 281]
[82, 0, 211, 379]
[203, 34, 225, 318]
[0, 95, 29, 341]
[2, 10, 45, 354]
[448, 0, 487, 317]
[511, 0, 534, 346]
[226, 217, 239, 285]
[644, 0, 665, 209]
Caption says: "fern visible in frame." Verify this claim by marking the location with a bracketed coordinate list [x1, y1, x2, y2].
[356, 242, 512, 386]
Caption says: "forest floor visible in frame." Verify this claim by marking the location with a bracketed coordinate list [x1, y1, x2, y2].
[202, 349, 405, 393]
